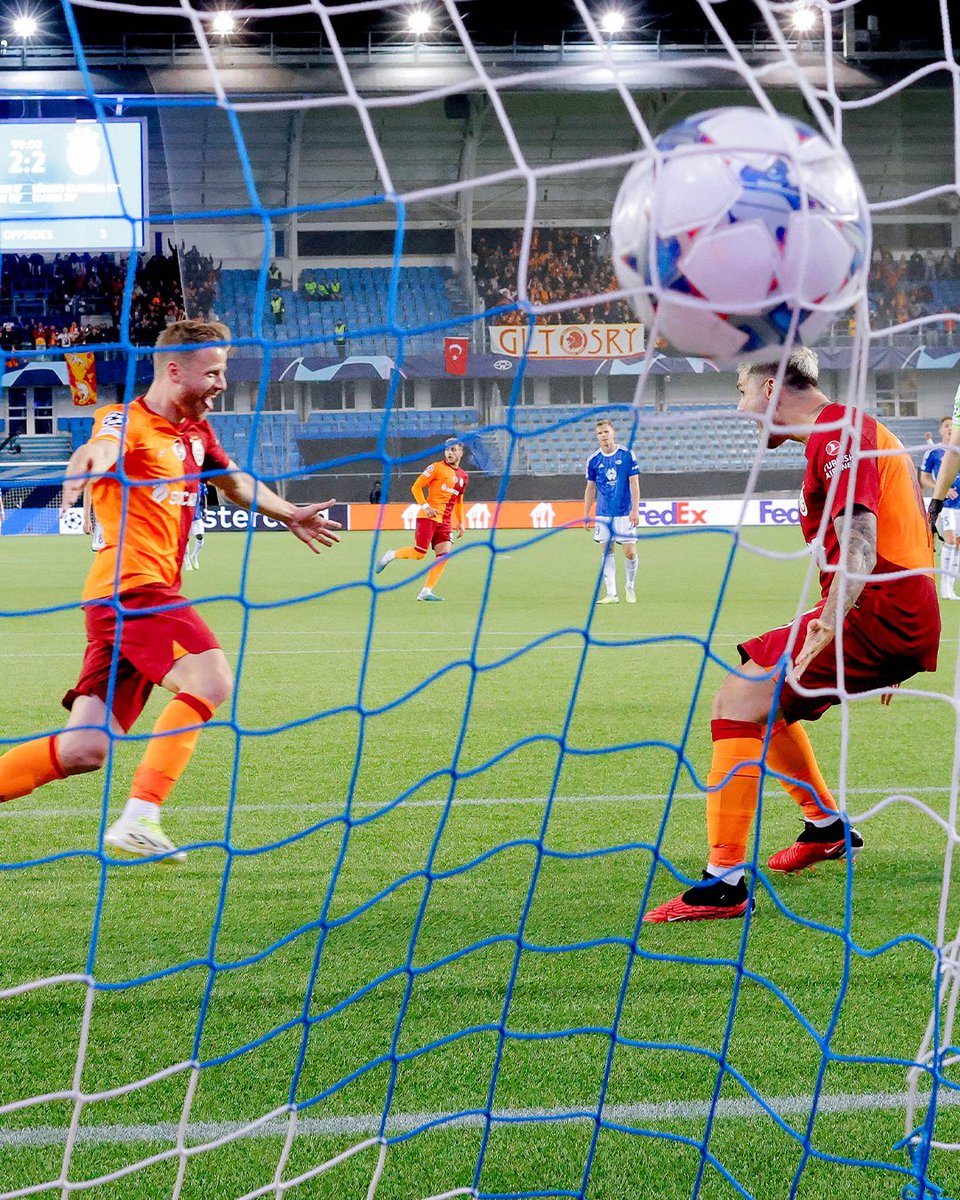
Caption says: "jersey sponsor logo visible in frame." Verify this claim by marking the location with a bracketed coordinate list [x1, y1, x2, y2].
[823, 452, 854, 480]
[191, 437, 205, 466]
[824, 440, 841, 457]
[151, 482, 195, 506]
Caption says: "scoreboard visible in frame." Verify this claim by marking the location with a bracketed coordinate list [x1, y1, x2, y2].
[0, 119, 147, 252]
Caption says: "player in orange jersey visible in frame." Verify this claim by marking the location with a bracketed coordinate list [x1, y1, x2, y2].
[0, 320, 341, 864]
[646, 348, 940, 924]
[375, 439, 468, 601]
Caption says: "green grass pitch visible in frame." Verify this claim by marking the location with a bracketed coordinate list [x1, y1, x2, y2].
[0, 525, 958, 1200]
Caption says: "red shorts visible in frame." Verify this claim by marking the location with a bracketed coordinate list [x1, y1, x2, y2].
[739, 574, 940, 723]
[414, 516, 452, 553]
[62, 584, 221, 731]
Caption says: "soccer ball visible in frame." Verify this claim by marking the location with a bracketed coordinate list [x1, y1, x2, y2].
[610, 107, 870, 361]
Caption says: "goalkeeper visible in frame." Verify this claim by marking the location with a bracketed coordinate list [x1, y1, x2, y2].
[0, 320, 341, 863]
[647, 348, 939, 923]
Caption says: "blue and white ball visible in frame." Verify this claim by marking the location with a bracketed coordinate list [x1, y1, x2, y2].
[611, 107, 870, 361]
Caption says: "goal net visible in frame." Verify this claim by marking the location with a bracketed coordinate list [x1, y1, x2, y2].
[1, 1, 958, 1198]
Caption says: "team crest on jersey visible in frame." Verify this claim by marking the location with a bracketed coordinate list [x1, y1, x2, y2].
[172, 441, 187, 461]
[191, 437, 205, 466]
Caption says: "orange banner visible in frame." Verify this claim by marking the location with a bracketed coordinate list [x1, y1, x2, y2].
[65, 352, 97, 407]
[350, 500, 584, 532]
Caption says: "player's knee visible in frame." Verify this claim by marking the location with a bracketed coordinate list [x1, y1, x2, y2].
[711, 669, 774, 725]
[57, 730, 110, 775]
[199, 664, 233, 710]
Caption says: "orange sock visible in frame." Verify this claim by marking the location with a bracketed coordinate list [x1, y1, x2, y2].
[706, 719, 763, 870]
[0, 736, 66, 802]
[425, 555, 447, 590]
[766, 719, 837, 822]
[395, 546, 426, 560]
[129, 693, 215, 807]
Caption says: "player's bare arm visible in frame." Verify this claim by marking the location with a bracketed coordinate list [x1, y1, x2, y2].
[584, 480, 596, 529]
[61, 438, 121, 512]
[795, 507, 877, 678]
[214, 464, 341, 554]
[629, 474, 640, 525]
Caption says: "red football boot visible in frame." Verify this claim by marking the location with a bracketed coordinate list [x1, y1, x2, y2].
[768, 819, 864, 874]
[644, 872, 755, 923]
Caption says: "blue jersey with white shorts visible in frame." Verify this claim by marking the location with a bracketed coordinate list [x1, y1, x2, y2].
[922, 446, 960, 509]
[585, 446, 639, 518]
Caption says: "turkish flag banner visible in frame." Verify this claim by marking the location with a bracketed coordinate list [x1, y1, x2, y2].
[444, 336, 469, 375]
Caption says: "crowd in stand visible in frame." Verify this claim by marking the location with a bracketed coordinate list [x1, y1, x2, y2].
[0, 245, 222, 351]
[474, 228, 633, 325]
[866, 246, 960, 333]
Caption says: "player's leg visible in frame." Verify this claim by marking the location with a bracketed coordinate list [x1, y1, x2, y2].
[941, 515, 959, 599]
[621, 526, 638, 603]
[376, 519, 431, 574]
[645, 661, 776, 922]
[0, 693, 116, 803]
[593, 521, 618, 602]
[419, 536, 452, 601]
[191, 530, 204, 569]
[764, 720, 861, 872]
[105, 599, 229, 864]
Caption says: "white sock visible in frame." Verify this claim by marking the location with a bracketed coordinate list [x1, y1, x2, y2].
[941, 545, 956, 590]
[949, 543, 960, 580]
[601, 554, 617, 596]
[123, 797, 161, 823]
[625, 555, 638, 589]
[808, 812, 841, 828]
[706, 863, 744, 886]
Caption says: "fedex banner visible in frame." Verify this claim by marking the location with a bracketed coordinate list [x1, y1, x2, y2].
[488, 323, 645, 359]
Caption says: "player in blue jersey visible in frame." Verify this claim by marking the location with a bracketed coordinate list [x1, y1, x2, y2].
[921, 415, 960, 601]
[184, 481, 207, 572]
[583, 419, 640, 604]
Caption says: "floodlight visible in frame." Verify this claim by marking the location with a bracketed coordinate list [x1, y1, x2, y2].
[600, 10, 627, 36]
[12, 14, 37, 38]
[407, 8, 431, 36]
[211, 11, 236, 35]
[791, 5, 817, 33]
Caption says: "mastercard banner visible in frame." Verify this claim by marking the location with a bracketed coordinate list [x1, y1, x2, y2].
[65, 352, 98, 406]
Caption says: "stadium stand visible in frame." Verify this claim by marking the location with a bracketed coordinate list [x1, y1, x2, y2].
[49, 408, 936, 482]
[214, 266, 464, 354]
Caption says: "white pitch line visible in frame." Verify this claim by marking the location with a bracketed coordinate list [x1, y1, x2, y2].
[0, 788, 949, 820]
[1, 1089, 958, 1148]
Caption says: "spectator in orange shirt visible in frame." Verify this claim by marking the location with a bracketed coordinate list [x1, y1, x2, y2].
[0, 319, 341, 863]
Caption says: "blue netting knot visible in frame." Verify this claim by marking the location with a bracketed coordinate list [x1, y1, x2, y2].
[899, 1136, 951, 1200]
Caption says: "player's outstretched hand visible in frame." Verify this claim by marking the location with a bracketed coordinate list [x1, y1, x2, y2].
[928, 497, 944, 541]
[60, 446, 100, 513]
[285, 499, 342, 554]
[793, 616, 835, 679]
